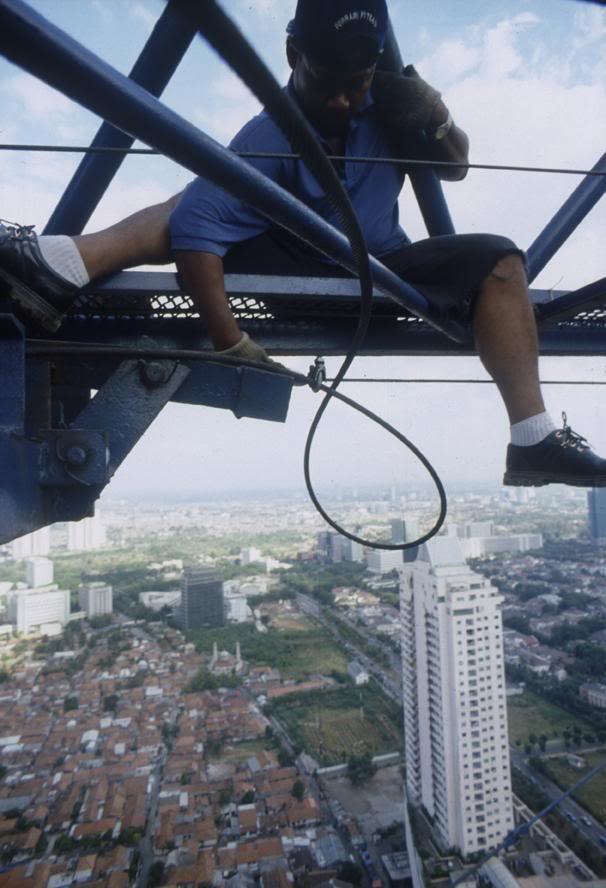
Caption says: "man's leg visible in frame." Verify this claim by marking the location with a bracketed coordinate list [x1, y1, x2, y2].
[474, 252, 606, 485]
[0, 193, 181, 330]
[73, 193, 181, 279]
[473, 253, 545, 425]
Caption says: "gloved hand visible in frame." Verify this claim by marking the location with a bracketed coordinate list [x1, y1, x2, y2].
[217, 331, 271, 364]
[372, 65, 442, 135]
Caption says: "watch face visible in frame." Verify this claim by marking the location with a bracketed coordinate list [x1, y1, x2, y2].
[434, 113, 453, 140]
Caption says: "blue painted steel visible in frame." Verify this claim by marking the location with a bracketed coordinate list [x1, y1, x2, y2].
[0, 314, 25, 432]
[535, 276, 606, 325]
[527, 152, 606, 283]
[44, 0, 198, 236]
[381, 20, 455, 237]
[0, 0, 468, 343]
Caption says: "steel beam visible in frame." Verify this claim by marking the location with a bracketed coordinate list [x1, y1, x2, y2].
[527, 152, 606, 283]
[0, 0, 467, 344]
[44, 0, 198, 235]
[381, 20, 455, 237]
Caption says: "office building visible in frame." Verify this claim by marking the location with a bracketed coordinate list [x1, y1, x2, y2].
[67, 515, 107, 552]
[224, 589, 249, 623]
[179, 567, 224, 630]
[589, 489, 606, 546]
[317, 531, 343, 563]
[25, 557, 54, 589]
[399, 537, 513, 857]
[240, 547, 262, 565]
[10, 527, 50, 560]
[341, 538, 364, 562]
[366, 549, 402, 574]
[8, 586, 70, 635]
[391, 517, 420, 544]
[78, 582, 113, 618]
[459, 533, 543, 559]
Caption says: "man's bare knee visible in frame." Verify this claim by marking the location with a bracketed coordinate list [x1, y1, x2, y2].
[487, 253, 525, 284]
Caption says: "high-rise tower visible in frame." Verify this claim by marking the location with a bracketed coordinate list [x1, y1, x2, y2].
[179, 567, 224, 630]
[399, 537, 513, 857]
[589, 489, 606, 545]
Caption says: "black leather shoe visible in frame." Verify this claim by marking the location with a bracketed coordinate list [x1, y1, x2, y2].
[504, 413, 606, 487]
[0, 220, 79, 331]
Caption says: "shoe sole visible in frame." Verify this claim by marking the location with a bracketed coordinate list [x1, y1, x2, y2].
[503, 472, 606, 488]
[0, 266, 63, 332]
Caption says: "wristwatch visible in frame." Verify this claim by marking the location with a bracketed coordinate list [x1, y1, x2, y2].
[430, 111, 453, 141]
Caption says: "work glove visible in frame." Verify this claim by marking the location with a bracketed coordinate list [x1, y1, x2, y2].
[372, 65, 442, 136]
[217, 331, 271, 364]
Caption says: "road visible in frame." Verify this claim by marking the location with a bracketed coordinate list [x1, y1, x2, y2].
[512, 749, 606, 853]
[313, 610, 402, 704]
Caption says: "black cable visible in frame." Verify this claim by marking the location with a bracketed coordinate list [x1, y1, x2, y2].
[180, 0, 438, 552]
[25, 338, 447, 552]
[327, 378, 606, 385]
[1, 142, 604, 178]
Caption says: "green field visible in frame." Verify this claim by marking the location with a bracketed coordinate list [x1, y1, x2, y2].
[272, 684, 403, 766]
[190, 622, 348, 682]
[542, 752, 606, 826]
[507, 691, 593, 746]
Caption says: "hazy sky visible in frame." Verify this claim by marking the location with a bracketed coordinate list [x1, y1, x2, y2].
[1, 0, 605, 502]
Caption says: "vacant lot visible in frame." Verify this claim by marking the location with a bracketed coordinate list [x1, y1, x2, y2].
[507, 691, 593, 747]
[543, 752, 606, 826]
[272, 684, 403, 766]
[191, 622, 348, 682]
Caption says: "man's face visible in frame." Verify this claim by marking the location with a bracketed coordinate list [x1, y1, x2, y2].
[289, 44, 376, 138]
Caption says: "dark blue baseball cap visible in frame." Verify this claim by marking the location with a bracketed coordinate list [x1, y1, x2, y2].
[288, 0, 388, 71]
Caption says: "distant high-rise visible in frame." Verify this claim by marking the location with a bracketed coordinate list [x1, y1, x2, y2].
[589, 489, 606, 545]
[399, 537, 513, 857]
[67, 515, 106, 552]
[316, 531, 343, 563]
[367, 549, 402, 574]
[8, 586, 70, 634]
[391, 518, 420, 544]
[11, 528, 50, 560]
[179, 567, 224, 630]
[341, 538, 364, 562]
[78, 582, 113, 618]
[25, 557, 54, 589]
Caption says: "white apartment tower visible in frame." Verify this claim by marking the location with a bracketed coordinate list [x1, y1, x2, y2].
[78, 582, 113, 618]
[399, 537, 513, 857]
[8, 586, 70, 634]
[11, 527, 51, 560]
[67, 515, 107, 552]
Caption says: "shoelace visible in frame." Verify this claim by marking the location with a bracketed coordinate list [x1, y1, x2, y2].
[0, 217, 36, 239]
[555, 411, 590, 451]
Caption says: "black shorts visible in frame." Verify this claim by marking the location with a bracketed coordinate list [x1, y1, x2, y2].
[223, 229, 525, 323]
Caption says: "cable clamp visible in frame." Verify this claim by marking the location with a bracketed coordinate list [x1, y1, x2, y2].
[308, 357, 326, 392]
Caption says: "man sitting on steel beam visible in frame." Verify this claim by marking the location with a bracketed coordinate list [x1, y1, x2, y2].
[0, 0, 605, 488]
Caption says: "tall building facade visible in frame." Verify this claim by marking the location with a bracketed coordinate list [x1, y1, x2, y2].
[589, 489, 606, 545]
[367, 549, 403, 574]
[67, 515, 107, 552]
[78, 582, 113, 618]
[11, 527, 50, 560]
[8, 586, 70, 634]
[25, 557, 54, 589]
[179, 567, 224, 630]
[399, 537, 513, 857]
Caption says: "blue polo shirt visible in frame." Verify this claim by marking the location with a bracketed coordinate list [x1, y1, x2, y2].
[170, 79, 409, 261]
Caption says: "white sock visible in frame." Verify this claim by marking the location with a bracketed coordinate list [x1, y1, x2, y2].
[37, 235, 90, 288]
[510, 411, 556, 446]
